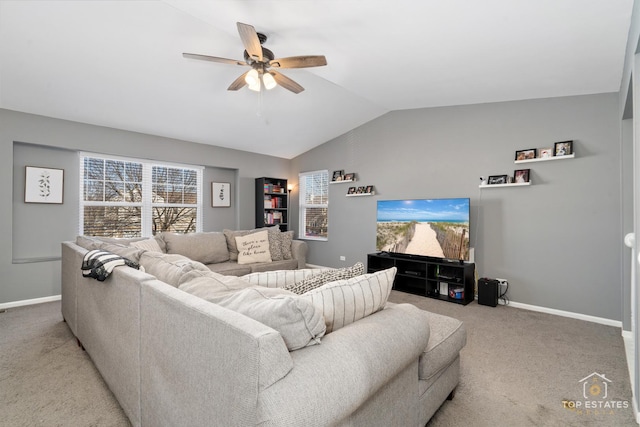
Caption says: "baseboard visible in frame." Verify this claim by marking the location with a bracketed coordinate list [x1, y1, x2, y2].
[0, 295, 61, 310]
[304, 263, 328, 269]
[495, 299, 622, 328]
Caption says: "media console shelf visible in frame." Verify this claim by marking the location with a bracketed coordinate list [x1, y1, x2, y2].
[368, 253, 475, 305]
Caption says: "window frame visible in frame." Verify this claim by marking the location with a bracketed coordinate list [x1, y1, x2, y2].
[79, 152, 203, 237]
[298, 169, 329, 241]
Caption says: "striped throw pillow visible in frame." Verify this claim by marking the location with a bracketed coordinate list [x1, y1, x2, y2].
[300, 267, 395, 333]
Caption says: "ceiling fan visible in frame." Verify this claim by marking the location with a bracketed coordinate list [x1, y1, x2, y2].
[183, 22, 327, 94]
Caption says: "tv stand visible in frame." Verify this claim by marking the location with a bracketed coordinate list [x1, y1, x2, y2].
[367, 253, 475, 305]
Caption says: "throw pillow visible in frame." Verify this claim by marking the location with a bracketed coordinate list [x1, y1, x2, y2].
[281, 231, 294, 260]
[208, 286, 326, 351]
[236, 230, 272, 265]
[300, 267, 396, 334]
[242, 268, 333, 288]
[262, 227, 283, 261]
[130, 237, 163, 253]
[161, 232, 230, 265]
[285, 262, 365, 295]
[223, 229, 252, 261]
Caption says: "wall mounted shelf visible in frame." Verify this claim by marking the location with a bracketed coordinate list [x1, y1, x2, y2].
[330, 179, 356, 184]
[346, 192, 375, 197]
[479, 182, 531, 189]
[515, 153, 575, 164]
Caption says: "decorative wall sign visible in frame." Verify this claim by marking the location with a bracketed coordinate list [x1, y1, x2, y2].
[25, 166, 64, 204]
[211, 182, 231, 207]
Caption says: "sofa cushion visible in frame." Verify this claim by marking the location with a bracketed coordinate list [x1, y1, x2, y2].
[130, 238, 163, 253]
[285, 262, 365, 295]
[139, 252, 210, 287]
[418, 312, 466, 381]
[76, 235, 148, 251]
[301, 267, 396, 333]
[162, 232, 229, 265]
[236, 230, 272, 265]
[207, 262, 252, 276]
[248, 259, 298, 273]
[91, 242, 144, 263]
[178, 272, 325, 351]
[178, 269, 253, 298]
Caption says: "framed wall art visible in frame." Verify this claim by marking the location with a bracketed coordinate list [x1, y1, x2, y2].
[514, 169, 531, 183]
[488, 175, 509, 185]
[515, 149, 537, 161]
[211, 182, 231, 207]
[24, 166, 64, 204]
[554, 140, 573, 156]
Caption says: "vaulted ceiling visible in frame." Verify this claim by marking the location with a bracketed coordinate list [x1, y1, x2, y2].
[0, 1, 633, 159]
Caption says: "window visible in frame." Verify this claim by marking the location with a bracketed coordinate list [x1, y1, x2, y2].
[80, 153, 203, 237]
[298, 170, 328, 240]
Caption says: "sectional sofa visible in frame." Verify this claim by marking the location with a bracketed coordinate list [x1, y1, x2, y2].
[61, 231, 467, 426]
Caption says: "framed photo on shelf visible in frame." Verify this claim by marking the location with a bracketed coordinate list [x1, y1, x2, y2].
[211, 182, 231, 207]
[365, 185, 374, 193]
[554, 140, 573, 157]
[515, 148, 537, 161]
[25, 166, 64, 204]
[332, 170, 344, 181]
[343, 173, 355, 181]
[488, 175, 509, 185]
[356, 186, 366, 194]
[539, 148, 553, 158]
[513, 169, 530, 183]
[347, 187, 356, 194]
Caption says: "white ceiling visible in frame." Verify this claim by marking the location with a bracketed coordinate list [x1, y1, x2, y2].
[0, 1, 633, 159]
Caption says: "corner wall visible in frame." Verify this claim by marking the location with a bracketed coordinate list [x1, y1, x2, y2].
[0, 109, 290, 304]
[291, 93, 623, 321]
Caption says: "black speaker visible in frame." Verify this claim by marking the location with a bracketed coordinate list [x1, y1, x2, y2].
[478, 278, 498, 307]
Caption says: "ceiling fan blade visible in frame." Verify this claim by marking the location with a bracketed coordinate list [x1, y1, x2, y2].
[228, 71, 249, 91]
[237, 22, 263, 62]
[270, 70, 304, 94]
[183, 53, 246, 66]
[270, 55, 327, 69]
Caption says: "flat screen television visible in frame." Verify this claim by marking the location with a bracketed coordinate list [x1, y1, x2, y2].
[376, 198, 470, 261]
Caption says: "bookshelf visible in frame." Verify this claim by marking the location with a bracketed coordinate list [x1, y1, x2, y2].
[255, 177, 288, 231]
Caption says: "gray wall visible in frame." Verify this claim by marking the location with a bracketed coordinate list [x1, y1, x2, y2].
[1, 109, 290, 304]
[291, 93, 624, 321]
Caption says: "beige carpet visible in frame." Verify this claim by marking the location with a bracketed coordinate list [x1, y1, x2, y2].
[0, 293, 637, 426]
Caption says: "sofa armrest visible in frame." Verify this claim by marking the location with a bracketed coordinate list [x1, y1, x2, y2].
[291, 239, 308, 269]
[257, 303, 431, 426]
[140, 281, 293, 427]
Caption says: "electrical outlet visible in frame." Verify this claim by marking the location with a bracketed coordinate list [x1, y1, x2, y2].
[339, 256, 346, 261]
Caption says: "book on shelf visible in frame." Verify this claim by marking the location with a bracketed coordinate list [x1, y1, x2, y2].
[263, 183, 285, 194]
[264, 211, 284, 225]
[264, 196, 284, 208]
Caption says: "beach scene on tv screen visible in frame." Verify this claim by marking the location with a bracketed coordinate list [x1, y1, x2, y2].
[376, 198, 470, 260]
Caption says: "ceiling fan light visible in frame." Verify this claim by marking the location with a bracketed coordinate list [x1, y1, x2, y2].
[245, 69, 260, 87]
[263, 72, 277, 90]
[248, 80, 261, 92]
